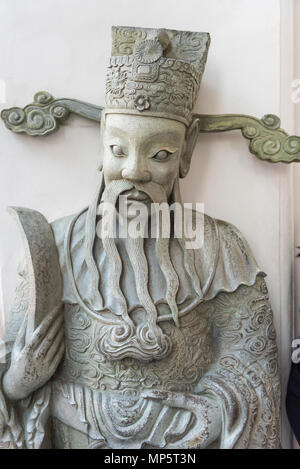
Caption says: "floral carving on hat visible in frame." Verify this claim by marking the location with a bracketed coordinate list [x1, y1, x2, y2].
[134, 94, 151, 112]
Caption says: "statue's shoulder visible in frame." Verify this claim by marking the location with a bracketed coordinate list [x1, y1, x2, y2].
[189, 209, 253, 245]
[189, 210, 265, 300]
[51, 209, 87, 254]
[190, 209, 257, 259]
[213, 216, 258, 265]
[50, 209, 88, 303]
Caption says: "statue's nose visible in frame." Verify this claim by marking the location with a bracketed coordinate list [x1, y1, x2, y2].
[121, 158, 151, 183]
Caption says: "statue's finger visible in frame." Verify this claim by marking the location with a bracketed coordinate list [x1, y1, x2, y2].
[141, 389, 202, 410]
[163, 393, 214, 412]
[14, 313, 28, 352]
[30, 310, 63, 348]
[162, 393, 189, 408]
[34, 327, 64, 360]
[37, 314, 64, 349]
[51, 341, 65, 370]
[32, 305, 63, 340]
[45, 330, 64, 362]
[140, 390, 189, 408]
[140, 390, 171, 400]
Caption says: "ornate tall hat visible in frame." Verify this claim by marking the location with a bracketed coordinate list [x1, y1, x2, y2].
[105, 26, 210, 126]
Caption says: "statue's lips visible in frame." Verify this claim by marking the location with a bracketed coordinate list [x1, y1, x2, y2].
[121, 189, 150, 202]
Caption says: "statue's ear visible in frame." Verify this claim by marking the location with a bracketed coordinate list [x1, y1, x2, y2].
[179, 118, 200, 178]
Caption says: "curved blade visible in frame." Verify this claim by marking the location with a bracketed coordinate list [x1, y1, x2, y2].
[8, 207, 62, 342]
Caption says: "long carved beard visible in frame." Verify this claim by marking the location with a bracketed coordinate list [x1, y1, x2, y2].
[84, 177, 202, 362]
[97, 179, 180, 362]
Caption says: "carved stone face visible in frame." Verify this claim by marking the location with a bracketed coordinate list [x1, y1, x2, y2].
[101, 114, 186, 201]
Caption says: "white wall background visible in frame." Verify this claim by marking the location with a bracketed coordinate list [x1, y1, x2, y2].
[293, 0, 300, 337]
[0, 0, 296, 448]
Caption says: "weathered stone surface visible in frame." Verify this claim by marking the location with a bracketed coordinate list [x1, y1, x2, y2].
[0, 26, 281, 449]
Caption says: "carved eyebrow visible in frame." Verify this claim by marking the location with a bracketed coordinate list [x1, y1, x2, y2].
[106, 126, 183, 141]
[105, 127, 129, 139]
[144, 130, 183, 141]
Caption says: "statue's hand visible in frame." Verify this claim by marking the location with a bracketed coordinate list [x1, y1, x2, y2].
[2, 306, 64, 401]
[141, 389, 222, 449]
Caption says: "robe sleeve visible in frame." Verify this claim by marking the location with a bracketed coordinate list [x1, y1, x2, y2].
[195, 275, 281, 449]
[0, 265, 51, 449]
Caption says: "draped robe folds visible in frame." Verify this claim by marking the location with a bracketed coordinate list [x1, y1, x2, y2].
[0, 209, 281, 449]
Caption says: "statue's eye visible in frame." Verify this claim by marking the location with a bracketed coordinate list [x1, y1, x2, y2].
[152, 150, 173, 161]
[110, 145, 125, 157]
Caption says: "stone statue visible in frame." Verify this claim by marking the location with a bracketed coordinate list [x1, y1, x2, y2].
[0, 26, 280, 449]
